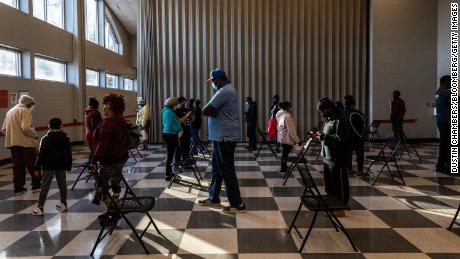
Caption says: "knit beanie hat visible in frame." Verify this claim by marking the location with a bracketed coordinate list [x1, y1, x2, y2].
[164, 97, 179, 107]
[19, 95, 35, 106]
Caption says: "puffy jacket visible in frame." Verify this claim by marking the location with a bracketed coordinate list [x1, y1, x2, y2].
[92, 115, 129, 165]
[320, 112, 350, 166]
[136, 104, 151, 128]
[35, 130, 72, 171]
[276, 109, 300, 145]
[1, 104, 38, 148]
[162, 107, 182, 135]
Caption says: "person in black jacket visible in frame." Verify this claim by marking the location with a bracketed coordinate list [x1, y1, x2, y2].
[175, 97, 193, 163]
[344, 95, 366, 176]
[32, 118, 72, 216]
[313, 98, 351, 215]
[245, 97, 258, 150]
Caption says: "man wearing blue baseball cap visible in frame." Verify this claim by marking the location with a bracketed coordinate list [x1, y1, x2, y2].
[198, 69, 246, 213]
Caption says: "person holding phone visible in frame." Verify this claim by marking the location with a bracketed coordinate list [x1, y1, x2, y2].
[175, 97, 193, 164]
[314, 97, 351, 216]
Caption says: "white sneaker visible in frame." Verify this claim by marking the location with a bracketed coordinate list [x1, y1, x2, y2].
[56, 202, 68, 212]
[32, 207, 44, 216]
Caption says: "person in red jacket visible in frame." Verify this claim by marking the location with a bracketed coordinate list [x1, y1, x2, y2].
[390, 90, 406, 138]
[84, 97, 102, 154]
[91, 93, 129, 206]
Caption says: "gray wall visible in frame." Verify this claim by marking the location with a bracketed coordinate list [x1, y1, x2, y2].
[0, 2, 137, 161]
[438, 0, 458, 79]
[371, 0, 438, 139]
[138, 0, 369, 143]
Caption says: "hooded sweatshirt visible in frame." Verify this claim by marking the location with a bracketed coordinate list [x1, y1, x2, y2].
[92, 114, 129, 165]
[35, 130, 72, 171]
[2, 104, 38, 148]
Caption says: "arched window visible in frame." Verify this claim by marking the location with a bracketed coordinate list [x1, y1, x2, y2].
[105, 17, 122, 54]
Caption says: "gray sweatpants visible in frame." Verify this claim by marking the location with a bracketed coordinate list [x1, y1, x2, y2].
[38, 170, 67, 208]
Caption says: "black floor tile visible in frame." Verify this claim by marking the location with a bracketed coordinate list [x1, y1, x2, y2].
[347, 228, 421, 253]
[372, 210, 441, 228]
[2, 231, 79, 256]
[153, 198, 196, 211]
[187, 211, 236, 229]
[237, 229, 298, 253]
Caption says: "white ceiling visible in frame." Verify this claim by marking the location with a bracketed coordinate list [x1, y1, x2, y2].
[105, 0, 138, 35]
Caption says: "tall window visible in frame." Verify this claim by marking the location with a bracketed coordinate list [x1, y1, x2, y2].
[105, 18, 121, 54]
[0, 0, 18, 8]
[106, 73, 118, 89]
[86, 69, 99, 86]
[124, 78, 134, 91]
[85, 0, 98, 43]
[35, 56, 66, 82]
[0, 48, 21, 77]
[33, 0, 64, 29]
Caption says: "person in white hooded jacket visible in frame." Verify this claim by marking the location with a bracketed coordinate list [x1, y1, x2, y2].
[1, 95, 41, 195]
[276, 101, 301, 174]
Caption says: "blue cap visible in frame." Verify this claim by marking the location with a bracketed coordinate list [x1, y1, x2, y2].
[207, 69, 226, 81]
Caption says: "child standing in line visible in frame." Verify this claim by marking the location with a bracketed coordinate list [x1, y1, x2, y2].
[33, 118, 72, 216]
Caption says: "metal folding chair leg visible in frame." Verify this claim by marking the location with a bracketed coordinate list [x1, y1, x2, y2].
[448, 204, 460, 230]
[298, 208, 319, 252]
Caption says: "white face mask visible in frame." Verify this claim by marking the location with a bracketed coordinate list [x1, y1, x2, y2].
[212, 82, 218, 90]
[29, 105, 35, 112]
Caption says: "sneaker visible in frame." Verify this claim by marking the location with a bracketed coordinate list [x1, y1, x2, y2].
[198, 198, 221, 207]
[14, 187, 27, 196]
[222, 203, 247, 214]
[32, 207, 44, 216]
[56, 202, 68, 212]
[31, 187, 41, 193]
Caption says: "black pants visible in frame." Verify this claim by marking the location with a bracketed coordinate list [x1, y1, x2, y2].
[324, 162, 350, 204]
[280, 144, 293, 172]
[10, 146, 41, 192]
[392, 120, 404, 139]
[437, 122, 451, 170]
[163, 133, 178, 176]
[176, 131, 191, 163]
[347, 140, 364, 172]
[247, 123, 257, 149]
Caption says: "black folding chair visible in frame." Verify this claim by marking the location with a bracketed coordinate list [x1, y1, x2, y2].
[130, 147, 143, 162]
[71, 153, 93, 190]
[168, 146, 204, 188]
[365, 137, 405, 185]
[288, 164, 358, 253]
[398, 130, 422, 162]
[91, 175, 162, 255]
[255, 126, 279, 160]
[448, 204, 460, 230]
[282, 138, 312, 186]
[191, 137, 212, 161]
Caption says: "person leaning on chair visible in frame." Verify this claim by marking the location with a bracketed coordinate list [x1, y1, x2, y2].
[198, 68, 246, 213]
[313, 97, 351, 217]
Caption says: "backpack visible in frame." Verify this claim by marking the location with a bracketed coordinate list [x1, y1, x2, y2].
[127, 123, 142, 150]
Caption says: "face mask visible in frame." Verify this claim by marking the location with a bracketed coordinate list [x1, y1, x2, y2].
[322, 111, 333, 118]
[29, 105, 35, 112]
[212, 82, 219, 90]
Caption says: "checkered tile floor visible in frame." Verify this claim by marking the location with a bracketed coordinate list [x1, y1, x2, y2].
[0, 142, 459, 258]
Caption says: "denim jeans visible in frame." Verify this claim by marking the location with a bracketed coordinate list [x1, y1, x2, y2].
[208, 141, 243, 207]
